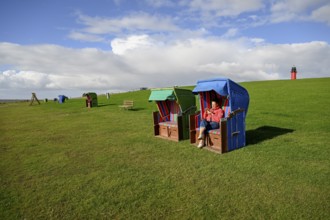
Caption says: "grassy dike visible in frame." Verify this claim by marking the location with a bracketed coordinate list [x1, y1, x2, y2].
[1, 78, 329, 219]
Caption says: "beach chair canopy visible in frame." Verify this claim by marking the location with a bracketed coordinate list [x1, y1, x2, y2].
[149, 87, 195, 113]
[149, 89, 176, 101]
[192, 78, 249, 115]
[83, 92, 97, 100]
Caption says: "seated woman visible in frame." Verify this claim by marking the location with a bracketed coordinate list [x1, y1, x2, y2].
[197, 100, 224, 148]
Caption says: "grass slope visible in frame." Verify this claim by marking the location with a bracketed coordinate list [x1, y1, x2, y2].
[1, 78, 330, 219]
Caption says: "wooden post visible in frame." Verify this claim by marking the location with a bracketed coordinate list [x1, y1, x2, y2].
[29, 93, 40, 105]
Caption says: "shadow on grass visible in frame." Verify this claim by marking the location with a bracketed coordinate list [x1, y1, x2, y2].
[116, 107, 146, 111]
[97, 103, 114, 107]
[129, 108, 146, 111]
[246, 126, 294, 145]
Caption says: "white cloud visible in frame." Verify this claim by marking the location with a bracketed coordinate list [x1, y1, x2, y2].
[113, 0, 124, 6]
[0, 70, 51, 89]
[190, 0, 330, 26]
[68, 31, 105, 42]
[1, 39, 330, 99]
[188, 0, 264, 17]
[311, 4, 330, 25]
[111, 35, 160, 55]
[270, 0, 330, 23]
[0, 42, 136, 95]
[145, 0, 175, 7]
[250, 38, 265, 45]
[75, 11, 179, 35]
[222, 28, 239, 38]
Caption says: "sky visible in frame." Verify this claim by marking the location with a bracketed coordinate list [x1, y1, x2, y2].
[0, 0, 330, 99]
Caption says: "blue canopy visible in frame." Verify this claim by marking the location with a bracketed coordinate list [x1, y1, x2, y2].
[192, 78, 249, 114]
[192, 79, 229, 96]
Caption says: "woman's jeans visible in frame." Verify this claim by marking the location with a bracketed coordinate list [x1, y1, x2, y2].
[200, 119, 219, 133]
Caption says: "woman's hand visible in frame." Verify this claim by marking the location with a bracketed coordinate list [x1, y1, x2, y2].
[207, 109, 213, 114]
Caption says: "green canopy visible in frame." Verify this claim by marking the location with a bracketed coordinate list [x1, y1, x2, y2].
[173, 88, 196, 113]
[148, 89, 176, 101]
[149, 87, 195, 113]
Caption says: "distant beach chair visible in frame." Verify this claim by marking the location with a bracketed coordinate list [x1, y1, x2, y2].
[83, 92, 98, 108]
[58, 95, 68, 104]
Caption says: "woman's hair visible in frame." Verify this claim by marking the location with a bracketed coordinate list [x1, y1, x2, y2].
[211, 99, 219, 105]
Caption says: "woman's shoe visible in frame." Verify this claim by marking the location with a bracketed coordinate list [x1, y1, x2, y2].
[197, 141, 205, 148]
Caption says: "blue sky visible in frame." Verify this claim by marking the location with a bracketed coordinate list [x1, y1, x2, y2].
[1, 0, 330, 99]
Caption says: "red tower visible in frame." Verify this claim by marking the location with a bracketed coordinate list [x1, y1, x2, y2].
[291, 66, 297, 80]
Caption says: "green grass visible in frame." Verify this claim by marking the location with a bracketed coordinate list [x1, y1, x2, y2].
[1, 78, 330, 219]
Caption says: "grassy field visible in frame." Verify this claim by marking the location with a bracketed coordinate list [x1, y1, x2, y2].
[1, 78, 329, 219]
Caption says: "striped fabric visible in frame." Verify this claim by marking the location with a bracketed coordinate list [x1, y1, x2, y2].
[194, 114, 201, 128]
[222, 98, 230, 117]
[156, 100, 181, 123]
[157, 101, 170, 122]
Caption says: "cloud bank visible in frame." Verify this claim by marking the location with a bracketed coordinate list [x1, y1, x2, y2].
[1, 38, 329, 99]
